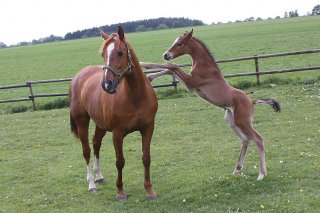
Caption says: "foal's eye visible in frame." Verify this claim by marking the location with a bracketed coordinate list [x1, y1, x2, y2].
[117, 51, 123, 57]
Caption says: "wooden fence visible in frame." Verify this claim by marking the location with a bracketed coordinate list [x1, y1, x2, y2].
[1, 49, 319, 110]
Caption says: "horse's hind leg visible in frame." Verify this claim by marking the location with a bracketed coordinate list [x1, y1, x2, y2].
[77, 116, 98, 192]
[93, 126, 106, 183]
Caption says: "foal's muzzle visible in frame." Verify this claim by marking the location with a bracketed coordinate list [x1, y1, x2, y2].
[101, 78, 118, 94]
[163, 52, 172, 61]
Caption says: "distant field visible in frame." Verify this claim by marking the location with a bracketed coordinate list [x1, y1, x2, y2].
[0, 16, 319, 113]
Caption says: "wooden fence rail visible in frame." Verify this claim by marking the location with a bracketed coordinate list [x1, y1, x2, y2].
[1, 49, 319, 110]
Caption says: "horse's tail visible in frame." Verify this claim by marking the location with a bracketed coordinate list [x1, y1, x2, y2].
[70, 113, 79, 138]
[252, 98, 281, 112]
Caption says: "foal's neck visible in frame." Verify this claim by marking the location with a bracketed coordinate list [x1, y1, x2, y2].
[190, 39, 221, 73]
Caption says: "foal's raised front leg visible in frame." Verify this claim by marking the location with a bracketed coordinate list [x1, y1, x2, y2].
[141, 62, 196, 89]
[147, 69, 173, 81]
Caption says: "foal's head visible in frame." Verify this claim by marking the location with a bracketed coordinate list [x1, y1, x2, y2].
[163, 29, 193, 61]
[100, 26, 134, 94]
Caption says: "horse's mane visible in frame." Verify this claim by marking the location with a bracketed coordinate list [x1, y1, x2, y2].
[192, 37, 216, 63]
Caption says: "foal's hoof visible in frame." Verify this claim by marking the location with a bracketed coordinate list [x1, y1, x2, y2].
[95, 178, 105, 184]
[116, 194, 128, 201]
[88, 188, 99, 193]
[147, 194, 157, 201]
[232, 167, 242, 176]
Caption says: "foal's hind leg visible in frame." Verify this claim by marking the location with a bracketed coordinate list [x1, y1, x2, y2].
[93, 126, 107, 183]
[233, 112, 267, 180]
[225, 109, 249, 175]
[77, 116, 98, 192]
[249, 129, 267, 180]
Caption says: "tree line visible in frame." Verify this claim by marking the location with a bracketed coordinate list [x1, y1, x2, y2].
[1, 5, 320, 48]
[1, 17, 203, 48]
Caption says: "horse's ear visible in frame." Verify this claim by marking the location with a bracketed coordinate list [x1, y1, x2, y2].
[100, 29, 109, 40]
[117, 26, 125, 41]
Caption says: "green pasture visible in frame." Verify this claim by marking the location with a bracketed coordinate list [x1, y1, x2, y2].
[1, 83, 319, 212]
[0, 16, 320, 212]
[0, 16, 320, 113]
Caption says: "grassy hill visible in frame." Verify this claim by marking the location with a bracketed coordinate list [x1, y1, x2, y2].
[0, 16, 319, 113]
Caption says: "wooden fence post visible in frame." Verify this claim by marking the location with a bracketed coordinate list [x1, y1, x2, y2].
[172, 76, 178, 92]
[254, 55, 260, 86]
[27, 82, 36, 110]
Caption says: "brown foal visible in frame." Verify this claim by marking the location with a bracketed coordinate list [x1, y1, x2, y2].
[141, 29, 280, 180]
[68, 26, 158, 200]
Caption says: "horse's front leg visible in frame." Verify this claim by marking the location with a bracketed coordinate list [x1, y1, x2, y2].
[112, 130, 127, 201]
[140, 123, 157, 200]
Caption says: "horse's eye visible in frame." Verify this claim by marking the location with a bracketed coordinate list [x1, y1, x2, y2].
[117, 51, 123, 57]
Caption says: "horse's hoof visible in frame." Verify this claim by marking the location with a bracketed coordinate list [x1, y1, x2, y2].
[88, 188, 99, 193]
[116, 194, 128, 201]
[95, 178, 105, 184]
[147, 194, 157, 201]
[257, 173, 266, 181]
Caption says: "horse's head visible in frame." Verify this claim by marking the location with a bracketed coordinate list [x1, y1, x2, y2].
[100, 26, 134, 94]
[163, 29, 193, 61]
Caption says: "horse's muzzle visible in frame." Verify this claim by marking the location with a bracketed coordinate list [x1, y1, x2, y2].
[101, 79, 118, 94]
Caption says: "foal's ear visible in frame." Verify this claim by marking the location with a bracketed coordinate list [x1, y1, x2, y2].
[100, 29, 109, 40]
[185, 29, 193, 40]
[117, 26, 125, 41]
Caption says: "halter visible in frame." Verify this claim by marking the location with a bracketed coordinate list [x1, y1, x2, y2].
[102, 42, 135, 84]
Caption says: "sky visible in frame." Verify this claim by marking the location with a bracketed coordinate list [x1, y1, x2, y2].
[0, 0, 318, 45]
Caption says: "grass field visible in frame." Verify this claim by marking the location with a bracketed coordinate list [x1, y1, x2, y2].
[0, 16, 320, 113]
[1, 83, 319, 212]
[0, 16, 320, 212]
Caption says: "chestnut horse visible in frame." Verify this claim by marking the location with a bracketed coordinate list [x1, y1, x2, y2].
[68, 26, 158, 200]
[141, 29, 280, 180]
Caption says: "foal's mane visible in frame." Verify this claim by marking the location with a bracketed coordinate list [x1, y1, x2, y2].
[192, 37, 216, 63]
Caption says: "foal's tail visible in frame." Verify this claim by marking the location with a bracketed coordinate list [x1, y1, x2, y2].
[252, 98, 281, 112]
[70, 113, 79, 138]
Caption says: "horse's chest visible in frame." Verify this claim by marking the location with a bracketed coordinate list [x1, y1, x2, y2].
[93, 106, 152, 131]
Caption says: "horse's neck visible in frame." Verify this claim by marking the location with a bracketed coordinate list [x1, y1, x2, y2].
[124, 50, 147, 97]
